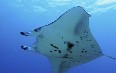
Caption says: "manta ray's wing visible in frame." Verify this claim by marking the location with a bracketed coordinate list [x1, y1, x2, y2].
[42, 6, 90, 34]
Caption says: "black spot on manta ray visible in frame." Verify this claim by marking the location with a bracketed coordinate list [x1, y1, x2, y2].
[91, 44, 95, 48]
[76, 41, 79, 43]
[80, 37, 82, 38]
[64, 41, 66, 44]
[50, 51, 53, 52]
[81, 51, 84, 53]
[62, 36, 63, 39]
[50, 49, 61, 53]
[84, 36, 88, 38]
[84, 30, 88, 33]
[67, 42, 74, 53]
[70, 51, 72, 53]
[58, 50, 61, 53]
[67, 42, 74, 49]
[80, 37, 83, 40]
[50, 44, 59, 49]
[78, 61, 80, 62]
[85, 51, 87, 53]
[72, 60, 75, 62]
[54, 50, 57, 51]
[87, 39, 91, 41]
[81, 49, 88, 53]
[86, 35, 88, 36]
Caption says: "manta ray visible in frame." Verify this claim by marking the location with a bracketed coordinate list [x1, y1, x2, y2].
[20, 6, 116, 73]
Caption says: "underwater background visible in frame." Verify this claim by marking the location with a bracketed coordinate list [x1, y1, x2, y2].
[0, 0, 116, 73]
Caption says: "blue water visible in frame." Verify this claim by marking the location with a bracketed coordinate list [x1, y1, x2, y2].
[0, 0, 116, 73]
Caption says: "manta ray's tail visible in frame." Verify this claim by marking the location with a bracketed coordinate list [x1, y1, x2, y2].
[103, 54, 116, 60]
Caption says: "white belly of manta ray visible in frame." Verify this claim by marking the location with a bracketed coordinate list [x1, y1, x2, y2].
[20, 6, 116, 73]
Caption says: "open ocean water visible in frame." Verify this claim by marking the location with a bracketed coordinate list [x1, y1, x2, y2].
[0, 0, 116, 73]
